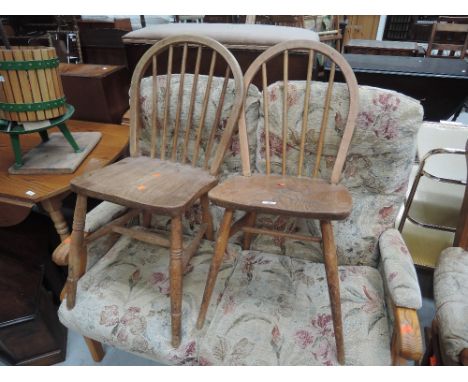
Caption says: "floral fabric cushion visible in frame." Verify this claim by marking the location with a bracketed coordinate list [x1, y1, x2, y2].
[198, 250, 391, 365]
[434, 247, 468, 365]
[378, 229, 422, 310]
[59, 233, 242, 365]
[249, 82, 423, 267]
[139, 74, 261, 176]
[60, 238, 394, 365]
[84, 201, 127, 233]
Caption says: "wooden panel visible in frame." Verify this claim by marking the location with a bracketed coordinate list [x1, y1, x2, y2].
[344, 16, 381, 45]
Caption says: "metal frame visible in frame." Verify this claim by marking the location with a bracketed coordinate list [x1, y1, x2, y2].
[398, 147, 467, 233]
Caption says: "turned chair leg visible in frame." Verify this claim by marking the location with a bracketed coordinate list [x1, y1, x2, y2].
[197, 209, 234, 329]
[84, 337, 105, 362]
[170, 215, 183, 348]
[141, 211, 152, 228]
[320, 220, 345, 365]
[67, 194, 87, 309]
[242, 211, 257, 250]
[200, 194, 214, 241]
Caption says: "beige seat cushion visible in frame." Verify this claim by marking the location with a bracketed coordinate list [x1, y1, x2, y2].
[123, 23, 319, 47]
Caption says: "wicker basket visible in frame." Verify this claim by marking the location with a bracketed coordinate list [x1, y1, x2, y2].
[0, 46, 66, 122]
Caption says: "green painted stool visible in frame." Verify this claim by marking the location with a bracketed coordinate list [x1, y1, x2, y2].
[0, 104, 81, 168]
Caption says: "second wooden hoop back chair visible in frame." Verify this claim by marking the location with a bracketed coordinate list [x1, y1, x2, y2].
[65, 35, 244, 347]
[196, 40, 359, 365]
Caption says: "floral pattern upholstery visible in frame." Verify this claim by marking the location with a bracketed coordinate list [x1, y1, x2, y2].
[434, 247, 468, 365]
[378, 229, 422, 310]
[249, 82, 423, 267]
[198, 250, 391, 365]
[59, 232, 242, 365]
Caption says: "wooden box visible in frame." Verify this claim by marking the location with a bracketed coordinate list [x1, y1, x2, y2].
[59, 63, 130, 123]
[0, 255, 67, 365]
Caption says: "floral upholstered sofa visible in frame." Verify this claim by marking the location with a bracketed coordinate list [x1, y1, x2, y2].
[58, 75, 424, 365]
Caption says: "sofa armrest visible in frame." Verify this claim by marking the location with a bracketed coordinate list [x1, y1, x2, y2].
[392, 307, 423, 364]
[379, 229, 422, 310]
[52, 201, 128, 266]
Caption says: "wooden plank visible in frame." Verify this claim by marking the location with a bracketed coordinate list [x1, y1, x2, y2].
[298, 49, 313, 176]
[0, 50, 10, 120]
[12, 49, 35, 121]
[242, 226, 322, 243]
[182, 46, 202, 163]
[8, 132, 102, 175]
[282, 50, 288, 175]
[262, 63, 271, 174]
[172, 43, 188, 161]
[161, 45, 173, 160]
[3, 49, 28, 121]
[41, 48, 59, 118]
[313, 61, 335, 178]
[204, 65, 230, 170]
[192, 50, 217, 166]
[32, 48, 53, 119]
[111, 225, 171, 247]
[22, 48, 46, 120]
[150, 55, 158, 158]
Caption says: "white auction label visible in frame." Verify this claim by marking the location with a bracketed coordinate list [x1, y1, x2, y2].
[262, 200, 277, 205]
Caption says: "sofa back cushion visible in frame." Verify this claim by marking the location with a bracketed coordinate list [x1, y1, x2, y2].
[250, 82, 423, 267]
[139, 74, 261, 175]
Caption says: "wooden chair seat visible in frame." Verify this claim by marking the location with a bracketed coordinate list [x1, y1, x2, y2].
[209, 174, 352, 220]
[71, 156, 218, 216]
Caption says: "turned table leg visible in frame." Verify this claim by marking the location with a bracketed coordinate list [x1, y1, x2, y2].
[41, 197, 70, 241]
[66, 194, 87, 309]
[320, 220, 345, 365]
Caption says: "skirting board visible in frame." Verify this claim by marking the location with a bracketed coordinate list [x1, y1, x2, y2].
[8, 132, 102, 175]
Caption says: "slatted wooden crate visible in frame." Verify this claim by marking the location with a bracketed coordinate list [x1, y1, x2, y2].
[0, 46, 66, 122]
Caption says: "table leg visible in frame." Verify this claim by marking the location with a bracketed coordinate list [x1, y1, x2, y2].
[58, 123, 81, 153]
[39, 130, 49, 142]
[41, 197, 70, 241]
[9, 134, 23, 167]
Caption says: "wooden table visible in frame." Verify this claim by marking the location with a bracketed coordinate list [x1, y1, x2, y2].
[329, 54, 468, 121]
[344, 39, 423, 56]
[0, 120, 129, 240]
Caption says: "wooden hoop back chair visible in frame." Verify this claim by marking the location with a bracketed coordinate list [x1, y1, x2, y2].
[196, 40, 359, 365]
[426, 20, 468, 59]
[65, 35, 244, 348]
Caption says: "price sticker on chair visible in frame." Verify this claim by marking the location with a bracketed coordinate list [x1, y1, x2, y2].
[262, 200, 277, 205]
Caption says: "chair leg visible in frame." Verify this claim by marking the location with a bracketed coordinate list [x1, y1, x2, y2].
[320, 220, 345, 365]
[242, 212, 257, 250]
[84, 337, 105, 362]
[170, 215, 183, 348]
[197, 209, 234, 329]
[140, 211, 152, 228]
[200, 194, 214, 241]
[66, 194, 87, 309]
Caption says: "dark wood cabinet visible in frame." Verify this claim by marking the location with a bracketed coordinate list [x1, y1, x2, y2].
[59, 63, 130, 124]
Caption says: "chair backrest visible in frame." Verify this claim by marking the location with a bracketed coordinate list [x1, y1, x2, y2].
[426, 20, 468, 59]
[238, 40, 359, 184]
[129, 35, 244, 176]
